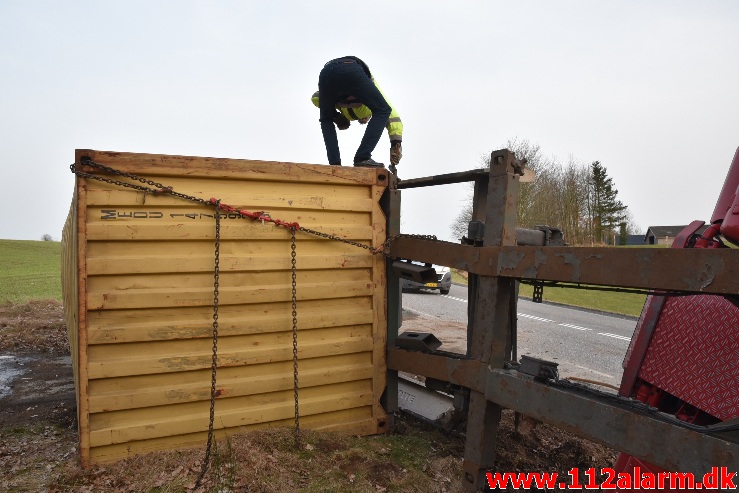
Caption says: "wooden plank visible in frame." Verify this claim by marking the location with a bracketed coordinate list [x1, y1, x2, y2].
[86, 253, 373, 275]
[76, 149, 388, 186]
[88, 324, 373, 361]
[61, 191, 80, 390]
[85, 221, 374, 241]
[85, 205, 373, 230]
[84, 171, 377, 198]
[85, 188, 375, 212]
[87, 302, 374, 344]
[87, 334, 375, 379]
[76, 177, 92, 466]
[88, 407, 376, 464]
[89, 352, 370, 395]
[86, 238, 370, 257]
[88, 360, 375, 412]
[86, 282, 374, 310]
[89, 381, 374, 446]
[87, 261, 371, 289]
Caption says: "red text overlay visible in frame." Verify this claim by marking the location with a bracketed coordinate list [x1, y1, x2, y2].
[486, 466, 737, 490]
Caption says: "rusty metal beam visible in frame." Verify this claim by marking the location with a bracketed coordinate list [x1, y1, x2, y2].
[486, 369, 739, 478]
[386, 348, 739, 478]
[397, 169, 489, 189]
[382, 183, 402, 424]
[386, 348, 486, 393]
[462, 149, 520, 492]
[389, 238, 739, 295]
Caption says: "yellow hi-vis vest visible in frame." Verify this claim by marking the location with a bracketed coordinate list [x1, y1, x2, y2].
[311, 82, 403, 143]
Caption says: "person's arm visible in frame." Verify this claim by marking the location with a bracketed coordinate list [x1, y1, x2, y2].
[372, 82, 403, 165]
[312, 91, 350, 129]
[387, 106, 403, 165]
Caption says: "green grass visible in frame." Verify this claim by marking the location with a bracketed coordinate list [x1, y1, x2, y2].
[0, 240, 62, 303]
[516, 282, 646, 317]
[450, 248, 655, 318]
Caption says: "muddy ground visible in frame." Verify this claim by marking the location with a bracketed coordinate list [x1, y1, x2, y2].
[0, 301, 618, 492]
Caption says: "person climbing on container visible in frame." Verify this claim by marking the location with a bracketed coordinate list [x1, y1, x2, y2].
[312, 56, 403, 171]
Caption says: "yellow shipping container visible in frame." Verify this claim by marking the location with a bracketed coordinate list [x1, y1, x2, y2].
[62, 150, 390, 465]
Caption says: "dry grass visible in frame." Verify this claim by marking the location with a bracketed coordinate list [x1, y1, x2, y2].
[46, 424, 470, 493]
[0, 300, 69, 355]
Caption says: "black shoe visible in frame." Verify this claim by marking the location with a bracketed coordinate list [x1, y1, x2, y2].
[353, 158, 385, 168]
[330, 161, 341, 166]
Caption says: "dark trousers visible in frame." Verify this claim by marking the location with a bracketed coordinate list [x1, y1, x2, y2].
[318, 58, 391, 164]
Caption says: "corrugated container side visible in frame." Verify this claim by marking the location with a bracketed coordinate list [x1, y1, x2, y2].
[63, 150, 390, 465]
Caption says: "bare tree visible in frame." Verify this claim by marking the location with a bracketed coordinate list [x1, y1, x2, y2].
[449, 138, 552, 241]
[450, 140, 635, 246]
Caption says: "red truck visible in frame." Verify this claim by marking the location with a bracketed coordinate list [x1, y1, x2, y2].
[615, 147, 739, 491]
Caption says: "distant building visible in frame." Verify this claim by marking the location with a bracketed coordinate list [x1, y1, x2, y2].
[644, 225, 709, 245]
[621, 234, 644, 246]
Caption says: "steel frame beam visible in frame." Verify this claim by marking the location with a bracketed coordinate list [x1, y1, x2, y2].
[387, 348, 738, 477]
[381, 174, 402, 426]
[386, 148, 739, 492]
[460, 150, 520, 490]
[486, 369, 738, 478]
[389, 238, 738, 296]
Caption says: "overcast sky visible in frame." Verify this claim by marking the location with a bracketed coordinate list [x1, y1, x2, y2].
[2, 1, 738, 243]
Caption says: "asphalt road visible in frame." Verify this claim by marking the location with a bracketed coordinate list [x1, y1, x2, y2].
[402, 283, 639, 388]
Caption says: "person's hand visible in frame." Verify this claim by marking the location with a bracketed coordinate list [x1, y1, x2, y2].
[390, 141, 402, 165]
[334, 112, 350, 130]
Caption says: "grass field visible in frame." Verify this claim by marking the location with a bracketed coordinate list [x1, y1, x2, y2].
[516, 281, 647, 317]
[450, 263, 649, 318]
[0, 239, 62, 303]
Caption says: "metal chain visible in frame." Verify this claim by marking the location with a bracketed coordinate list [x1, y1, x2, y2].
[372, 233, 438, 257]
[195, 200, 221, 489]
[290, 227, 301, 449]
[298, 228, 437, 257]
[70, 159, 211, 206]
[70, 158, 437, 257]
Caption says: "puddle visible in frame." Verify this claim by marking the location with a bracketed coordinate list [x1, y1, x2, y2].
[0, 354, 29, 399]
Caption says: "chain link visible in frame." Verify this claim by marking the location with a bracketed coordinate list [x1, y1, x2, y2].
[298, 228, 437, 257]
[195, 200, 221, 489]
[71, 159, 212, 206]
[71, 158, 437, 257]
[290, 227, 301, 449]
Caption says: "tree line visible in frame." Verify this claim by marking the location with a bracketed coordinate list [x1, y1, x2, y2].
[451, 139, 640, 246]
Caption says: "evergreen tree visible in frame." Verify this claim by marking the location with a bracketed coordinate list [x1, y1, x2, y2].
[590, 161, 628, 244]
[619, 222, 628, 245]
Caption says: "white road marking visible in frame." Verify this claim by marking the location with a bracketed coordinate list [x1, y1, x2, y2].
[433, 293, 633, 342]
[598, 332, 632, 341]
[441, 295, 467, 303]
[559, 323, 591, 331]
[518, 313, 554, 323]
